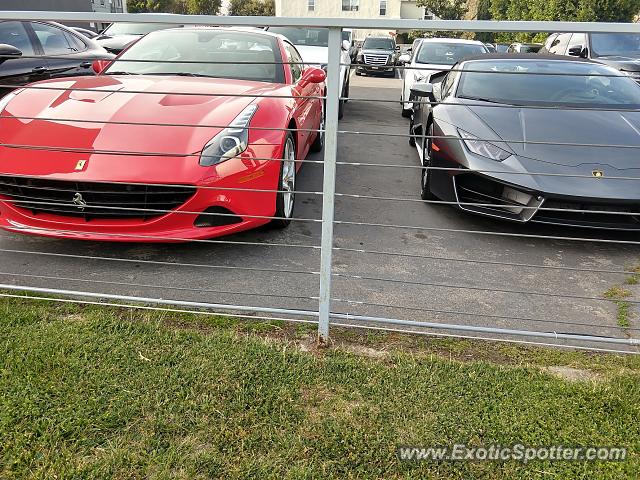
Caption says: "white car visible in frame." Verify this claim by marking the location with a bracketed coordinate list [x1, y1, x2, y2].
[267, 26, 352, 119]
[399, 38, 488, 117]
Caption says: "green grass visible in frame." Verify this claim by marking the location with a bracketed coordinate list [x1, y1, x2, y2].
[604, 286, 634, 329]
[1, 295, 640, 479]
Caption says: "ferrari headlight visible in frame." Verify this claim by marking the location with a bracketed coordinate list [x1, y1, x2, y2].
[200, 104, 258, 167]
[458, 129, 511, 162]
[0, 90, 20, 114]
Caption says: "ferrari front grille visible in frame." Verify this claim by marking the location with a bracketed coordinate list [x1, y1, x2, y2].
[0, 176, 196, 221]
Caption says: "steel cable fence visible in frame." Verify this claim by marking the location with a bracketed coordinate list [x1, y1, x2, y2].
[0, 12, 638, 352]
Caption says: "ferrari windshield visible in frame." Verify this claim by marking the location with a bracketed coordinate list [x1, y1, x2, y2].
[416, 42, 487, 65]
[590, 33, 640, 57]
[105, 29, 283, 83]
[456, 60, 640, 108]
[102, 22, 176, 36]
[268, 27, 329, 47]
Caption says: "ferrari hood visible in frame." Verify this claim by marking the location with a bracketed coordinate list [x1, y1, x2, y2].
[466, 105, 640, 169]
[1, 75, 276, 156]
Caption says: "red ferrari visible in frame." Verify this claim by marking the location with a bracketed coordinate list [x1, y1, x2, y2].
[0, 27, 325, 241]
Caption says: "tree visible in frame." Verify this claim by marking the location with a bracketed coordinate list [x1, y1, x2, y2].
[142, 0, 221, 14]
[228, 0, 276, 16]
[415, 0, 468, 20]
[127, 0, 149, 12]
[185, 0, 222, 14]
[490, 0, 638, 42]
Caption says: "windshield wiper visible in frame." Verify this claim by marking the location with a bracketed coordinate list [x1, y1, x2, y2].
[142, 72, 211, 77]
[107, 71, 135, 75]
[458, 95, 507, 105]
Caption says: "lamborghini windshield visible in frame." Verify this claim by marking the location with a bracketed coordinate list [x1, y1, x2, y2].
[105, 29, 283, 83]
[456, 59, 640, 108]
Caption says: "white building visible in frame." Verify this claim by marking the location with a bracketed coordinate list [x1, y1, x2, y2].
[274, 0, 436, 40]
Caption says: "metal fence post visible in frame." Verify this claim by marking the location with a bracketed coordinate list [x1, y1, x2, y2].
[318, 27, 342, 346]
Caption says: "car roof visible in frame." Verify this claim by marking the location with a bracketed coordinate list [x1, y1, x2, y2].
[459, 53, 598, 63]
[419, 37, 486, 45]
[153, 26, 285, 40]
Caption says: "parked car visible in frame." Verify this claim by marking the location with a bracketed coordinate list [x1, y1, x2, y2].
[409, 54, 640, 230]
[0, 27, 325, 241]
[406, 38, 424, 56]
[356, 35, 399, 77]
[95, 21, 179, 54]
[507, 42, 542, 53]
[0, 20, 113, 97]
[69, 26, 98, 40]
[399, 38, 488, 117]
[540, 33, 640, 82]
[342, 28, 358, 62]
[266, 26, 351, 119]
[492, 43, 510, 53]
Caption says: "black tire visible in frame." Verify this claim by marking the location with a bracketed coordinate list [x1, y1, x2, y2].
[408, 120, 416, 147]
[421, 123, 437, 201]
[272, 133, 296, 229]
[310, 102, 324, 153]
[343, 77, 350, 103]
[401, 92, 413, 118]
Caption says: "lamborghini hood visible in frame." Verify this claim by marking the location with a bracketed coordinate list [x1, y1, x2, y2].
[466, 105, 640, 169]
[0, 75, 278, 156]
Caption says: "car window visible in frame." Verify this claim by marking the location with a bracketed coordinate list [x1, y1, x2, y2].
[566, 33, 587, 54]
[268, 27, 328, 47]
[284, 42, 303, 83]
[30, 22, 78, 55]
[0, 21, 35, 55]
[542, 34, 558, 52]
[441, 70, 457, 98]
[107, 29, 284, 84]
[457, 59, 640, 108]
[65, 31, 88, 51]
[590, 33, 640, 58]
[548, 33, 571, 55]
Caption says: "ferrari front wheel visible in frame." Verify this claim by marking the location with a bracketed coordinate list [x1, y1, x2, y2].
[310, 100, 325, 153]
[272, 133, 297, 228]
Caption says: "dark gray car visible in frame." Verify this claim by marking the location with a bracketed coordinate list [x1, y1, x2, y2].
[541, 33, 640, 83]
[409, 55, 640, 230]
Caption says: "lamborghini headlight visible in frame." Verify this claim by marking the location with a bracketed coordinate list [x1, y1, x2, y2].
[458, 129, 512, 162]
[199, 104, 258, 166]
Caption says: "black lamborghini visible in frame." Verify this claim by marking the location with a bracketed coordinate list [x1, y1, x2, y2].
[409, 54, 640, 230]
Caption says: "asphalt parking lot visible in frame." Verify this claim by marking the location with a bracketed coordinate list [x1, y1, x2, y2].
[0, 72, 638, 347]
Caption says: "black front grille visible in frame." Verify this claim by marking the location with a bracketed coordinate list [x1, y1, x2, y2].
[537, 200, 640, 230]
[0, 176, 196, 221]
